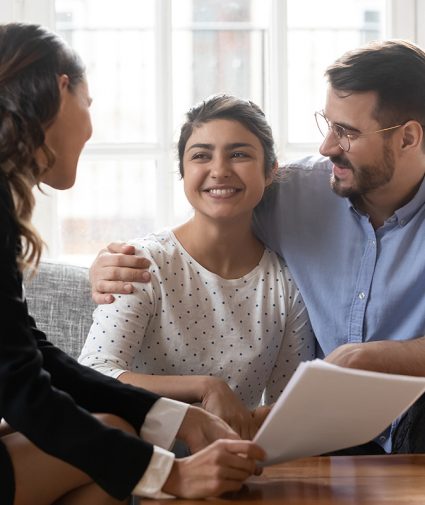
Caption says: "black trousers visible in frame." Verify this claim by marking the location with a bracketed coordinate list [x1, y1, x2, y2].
[328, 392, 425, 456]
[392, 392, 425, 453]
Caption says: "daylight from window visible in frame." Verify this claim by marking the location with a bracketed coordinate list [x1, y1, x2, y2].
[52, 0, 385, 264]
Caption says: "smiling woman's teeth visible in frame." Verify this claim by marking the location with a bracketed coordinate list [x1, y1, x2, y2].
[208, 188, 237, 196]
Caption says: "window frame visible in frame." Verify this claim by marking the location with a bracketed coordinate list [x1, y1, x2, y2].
[0, 0, 422, 261]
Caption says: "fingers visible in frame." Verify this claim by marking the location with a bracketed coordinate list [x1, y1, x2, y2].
[106, 242, 136, 254]
[222, 439, 266, 462]
[225, 411, 258, 440]
[163, 439, 263, 499]
[89, 248, 152, 302]
[95, 254, 151, 272]
[252, 405, 272, 433]
[91, 291, 116, 305]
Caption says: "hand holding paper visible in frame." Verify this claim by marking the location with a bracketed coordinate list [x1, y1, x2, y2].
[254, 359, 425, 465]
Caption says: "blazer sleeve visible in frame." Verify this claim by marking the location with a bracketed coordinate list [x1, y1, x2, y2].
[0, 182, 158, 500]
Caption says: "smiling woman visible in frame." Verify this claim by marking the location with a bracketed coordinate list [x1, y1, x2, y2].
[79, 94, 315, 440]
[181, 119, 270, 227]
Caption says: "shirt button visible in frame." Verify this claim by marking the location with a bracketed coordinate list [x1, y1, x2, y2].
[379, 436, 386, 443]
[358, 292, 366, 300]
[400, 219, 405, 226]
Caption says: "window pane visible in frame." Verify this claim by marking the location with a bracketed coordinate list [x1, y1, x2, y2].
[55, 0, 157, 143]
[287, 0, 387, 144]
[172, 0, 270, 130]
[57, 160, 157, 263]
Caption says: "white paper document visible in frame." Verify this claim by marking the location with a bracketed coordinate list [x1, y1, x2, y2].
[254, 359, 425, 465]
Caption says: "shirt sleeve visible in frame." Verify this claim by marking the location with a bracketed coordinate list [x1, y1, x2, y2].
[133, 399, 190, 499]
[264, 263, 316, 404]
[132, 446, 175, 499]
[141, 397, 190, 449]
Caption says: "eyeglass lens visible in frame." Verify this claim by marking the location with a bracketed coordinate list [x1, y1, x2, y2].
[315, 112, 349, 151]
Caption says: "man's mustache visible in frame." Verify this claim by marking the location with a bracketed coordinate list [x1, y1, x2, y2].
[330, 156, 354, 170]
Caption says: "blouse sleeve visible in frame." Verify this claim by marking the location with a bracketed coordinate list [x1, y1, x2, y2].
[79, 281, 155, 378]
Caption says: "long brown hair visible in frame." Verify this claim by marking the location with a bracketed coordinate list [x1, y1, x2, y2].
[0, 23, 85, 269]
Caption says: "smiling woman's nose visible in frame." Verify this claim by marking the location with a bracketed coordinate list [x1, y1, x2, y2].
[210, 157, 231, 178]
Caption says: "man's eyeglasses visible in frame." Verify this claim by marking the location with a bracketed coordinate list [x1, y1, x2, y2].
[314, 111, 403, 152]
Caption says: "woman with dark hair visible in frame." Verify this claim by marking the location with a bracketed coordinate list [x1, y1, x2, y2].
[81, 94, 315, 439]
[0, 23, 263, 505]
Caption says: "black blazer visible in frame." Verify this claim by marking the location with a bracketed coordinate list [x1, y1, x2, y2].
[0, 176, 161, 500]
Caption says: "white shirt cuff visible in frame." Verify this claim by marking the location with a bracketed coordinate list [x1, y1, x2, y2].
[141, 397, 189, 450]
[132, 445, 175, 499]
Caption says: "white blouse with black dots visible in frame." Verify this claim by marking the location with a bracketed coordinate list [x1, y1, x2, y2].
[79, 230, 315, 409]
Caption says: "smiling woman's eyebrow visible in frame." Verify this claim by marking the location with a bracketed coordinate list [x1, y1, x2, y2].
[187, 143, 214, 151]
[225, 142, 257, 150]
[187, 142, 256, 151]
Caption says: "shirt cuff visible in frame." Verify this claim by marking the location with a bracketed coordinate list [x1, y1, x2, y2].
[132, 445, 175, 498]
[141, 397, 190, 450]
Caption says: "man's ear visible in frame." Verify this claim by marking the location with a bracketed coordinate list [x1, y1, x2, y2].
[400, 121, 423, 150]
[265, 160, 279, 187]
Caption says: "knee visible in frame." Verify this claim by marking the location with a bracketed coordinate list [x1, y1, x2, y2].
[95, 414, 137, 436]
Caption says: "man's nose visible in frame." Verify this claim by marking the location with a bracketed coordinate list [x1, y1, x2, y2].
[319, 129, 344, 157]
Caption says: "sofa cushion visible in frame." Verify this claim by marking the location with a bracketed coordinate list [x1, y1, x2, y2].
[24, 261, 95, 359]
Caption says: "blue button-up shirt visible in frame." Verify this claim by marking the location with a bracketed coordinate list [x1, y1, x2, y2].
[253, 155, 425, 451]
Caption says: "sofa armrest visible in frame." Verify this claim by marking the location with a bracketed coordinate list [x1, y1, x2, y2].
[24, 260, 95, 359]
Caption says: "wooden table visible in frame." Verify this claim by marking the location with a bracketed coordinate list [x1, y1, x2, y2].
[151, 455, 425, 505]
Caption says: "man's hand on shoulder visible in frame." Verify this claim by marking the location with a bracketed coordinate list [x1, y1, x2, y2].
[90, 241, 151, 304]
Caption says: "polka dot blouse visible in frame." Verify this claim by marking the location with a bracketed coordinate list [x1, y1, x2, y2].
[79, 230, 315, 409]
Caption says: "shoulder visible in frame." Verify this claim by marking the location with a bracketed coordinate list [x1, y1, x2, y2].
[257, 155, 336, 214]
[284, 154, 332, 173]
[276, 155, 332, 193]
[262, 250, 295, 280]
[127, 230, 178, 264]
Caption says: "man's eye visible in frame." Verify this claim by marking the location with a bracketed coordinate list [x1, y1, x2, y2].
[333, 125, 347, 139]
[232, 152, 248, 158]
[345, 131, 359, 139]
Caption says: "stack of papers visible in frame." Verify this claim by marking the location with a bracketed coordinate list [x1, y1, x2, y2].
[254, 359, 425, 465]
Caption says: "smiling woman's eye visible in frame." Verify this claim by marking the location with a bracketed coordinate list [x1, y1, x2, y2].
[191, 152, 210, 160]
[231, 151, 249, 158]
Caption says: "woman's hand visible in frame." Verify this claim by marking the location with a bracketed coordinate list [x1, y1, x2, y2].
[201, 379, 258, 440]
[251, 404, 273, 432]
[89, 242, 151, 304]
[177, 405, 239, 454]
[163, 439, 265, 498]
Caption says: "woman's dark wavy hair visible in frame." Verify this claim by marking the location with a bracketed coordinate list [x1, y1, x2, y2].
[0, 23, 85, 269]
[325, 39, 425, 148]
[177, 94, 277, 178]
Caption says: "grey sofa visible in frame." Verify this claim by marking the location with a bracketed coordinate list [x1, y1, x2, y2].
[24, 260, 95, 358]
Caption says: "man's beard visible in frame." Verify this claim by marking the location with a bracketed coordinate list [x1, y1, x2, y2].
[330, 144, 395, 198]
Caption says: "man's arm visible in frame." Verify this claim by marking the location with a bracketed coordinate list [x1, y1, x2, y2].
[325, 337, 425, 376]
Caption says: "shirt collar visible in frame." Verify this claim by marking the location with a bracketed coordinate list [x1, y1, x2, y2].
[346, 175, 425, 225]
[393, 175, 425, 225]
